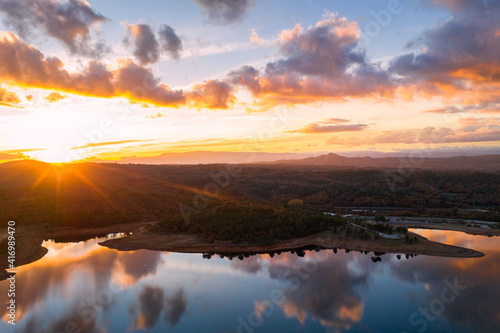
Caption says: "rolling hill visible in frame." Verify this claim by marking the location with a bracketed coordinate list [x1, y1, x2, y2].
[267, 153, 500, 172]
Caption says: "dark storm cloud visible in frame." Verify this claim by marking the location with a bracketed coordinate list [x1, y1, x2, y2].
[0, 0, 109, 58]
[195, 0, 256, 25]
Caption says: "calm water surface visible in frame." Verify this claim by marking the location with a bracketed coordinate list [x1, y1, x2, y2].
[1, 230, 499, 333]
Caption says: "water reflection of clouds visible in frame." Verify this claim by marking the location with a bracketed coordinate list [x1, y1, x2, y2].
[0, 238, 166, 331]
[1, 231, 498, 333]
[165, 288, 188, 327]
[130, 285, 188, 330]
[230, 254, 264, 274]
[21, 306, 102, 333]
[239, 251, 370, 331]
[390, 230, 500, 333]
[135, 286, 164, 329]
[113, 250, 163, 287]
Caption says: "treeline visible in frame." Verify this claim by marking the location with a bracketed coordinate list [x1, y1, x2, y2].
[2, 161, 499, 230]
[224, 168, 500, 221]
[359, 222, 408, 235]
[157, 202, 344, 242]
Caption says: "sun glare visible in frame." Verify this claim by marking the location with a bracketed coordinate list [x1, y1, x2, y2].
[35, 146, 75, 163]
[6, 107, 94, 163]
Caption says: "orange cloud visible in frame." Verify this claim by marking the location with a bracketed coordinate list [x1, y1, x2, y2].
[389, 2, 500, 107]
[285, 118, 368, 134]
[228, 7, 500, 111]
[328, 122, 500, 146]
[229, 13, 395, 109]
[458, 117, 500, 127]
[146, 112, 166, 119]
[71, 139, 153, 150]
[0, 85, 21, 107]
[0, 32, 234, 110]
[45, 91, 66, 103]
[249, 28, 264, 44]
[186, 79, 235, 109]
[422, 106, 463, 114]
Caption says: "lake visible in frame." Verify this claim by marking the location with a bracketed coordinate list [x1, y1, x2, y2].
[1, 229, 498, 332]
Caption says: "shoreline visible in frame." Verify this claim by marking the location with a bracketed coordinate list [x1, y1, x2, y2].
[0, 221, 150, 280]
[390, 222, 500, 236]
[2, 220, 494, 280]
[99, 224, 485, 258]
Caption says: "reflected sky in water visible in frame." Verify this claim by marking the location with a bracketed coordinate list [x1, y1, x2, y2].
[1, 230, 499, 333]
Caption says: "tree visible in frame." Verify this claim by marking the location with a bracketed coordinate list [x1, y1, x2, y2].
[287, 199, 304, 208]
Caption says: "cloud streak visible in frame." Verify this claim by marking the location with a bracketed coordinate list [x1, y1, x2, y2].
[71, 139, 153, 150]
[327, 121, 500, 146]
[286, 118, 368, 133]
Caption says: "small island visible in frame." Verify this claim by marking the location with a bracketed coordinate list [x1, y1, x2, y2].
[99, 201, 487, 258]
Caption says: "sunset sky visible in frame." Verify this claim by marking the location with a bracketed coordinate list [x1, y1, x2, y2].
[0, 0, 499, 162]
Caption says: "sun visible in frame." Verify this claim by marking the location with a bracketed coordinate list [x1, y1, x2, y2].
[35, 145, 76, 163]
[4, 105, 94, 163]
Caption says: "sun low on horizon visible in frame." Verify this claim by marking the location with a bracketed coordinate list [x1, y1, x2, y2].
[0, 0, 499, 164]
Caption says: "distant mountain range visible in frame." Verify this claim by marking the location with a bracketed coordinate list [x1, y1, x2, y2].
[111, 151, 309, 164]
[266, 153, 500, 172]
[82, 151, 500, 172]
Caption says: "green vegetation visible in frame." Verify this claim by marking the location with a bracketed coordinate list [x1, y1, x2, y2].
[361, 222, 408, 235]
[1, 161, 499, 236]
[158, 201, 344, 242]
[405, 235, 419, 244]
